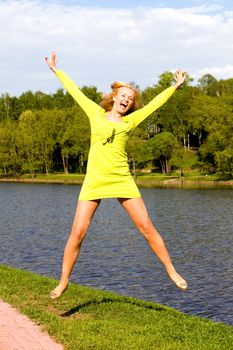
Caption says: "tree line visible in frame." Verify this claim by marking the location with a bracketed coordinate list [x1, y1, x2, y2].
[0, 72, 233, 178]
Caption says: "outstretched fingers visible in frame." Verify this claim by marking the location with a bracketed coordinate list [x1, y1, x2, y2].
[45, 51, 57, 72]
[174, 69, 186, 89]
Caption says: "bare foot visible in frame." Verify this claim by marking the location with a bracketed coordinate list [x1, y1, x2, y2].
[50, 283, 68, 300]
[167, 270, 188, 291]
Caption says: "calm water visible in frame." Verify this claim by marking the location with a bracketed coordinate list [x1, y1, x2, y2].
[0, 182, 233, 325]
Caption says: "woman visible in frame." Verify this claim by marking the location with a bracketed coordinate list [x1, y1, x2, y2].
[45, 52, 187, 299]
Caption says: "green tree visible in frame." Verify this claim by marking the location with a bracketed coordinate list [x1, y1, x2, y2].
[0, 93, 20, 121]
[215, 146, 233, 177]
[200, 96, 233, 174]
[55, 106, 90, 174]
[0, 120, 21, 175]
[140, 86, 162, 139]
[158, 86, 198, 149]
[198, 74, 217, 95]
[18, 110, 43, 175]
[126, 135, 146, 177]
[36, 109, 62, 174]
[158, 71, 193, 89]
[81, 86, 102, 104]
[171, 148, 199, 176]
[18, 109, 60, 174]
[145, 131, 178, 174]
[65, 106, 90, 173]
[189, 93, 212, 147]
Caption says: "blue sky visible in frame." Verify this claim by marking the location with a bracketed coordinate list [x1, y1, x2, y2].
[48, 0, 233, 10]
[1, 0, 233, 95]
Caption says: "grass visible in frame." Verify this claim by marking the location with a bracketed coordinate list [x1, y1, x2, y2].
[15, 173, 86, 183]
[134, 172, 233, 189]
[1, 171, 233, 188]
[0, 265, 233, 349]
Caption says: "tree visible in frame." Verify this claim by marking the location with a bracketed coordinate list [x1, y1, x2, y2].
[140, 86, 162, 139]
[36, 109, 62, 174]
[55, 106, 90, 174]
[199, 96, 233, 174]
[215, 146, 233, 177]
[0, 93, 20, 121]
[65, 106, 90, 173]
[189, 93, 212, 147]
[158, 86, 198, 149]
[18, 110, 42, 175]
[81, 86, 102, 104]
[199, 73, 217, 86]
[158, 71, 193, 89]
[0, 120, 21, 175]
[18, 109, 60, 174]
[145, 131, 178, 174]
[171, 148, 199, 177]
[126, 135, 146, 177]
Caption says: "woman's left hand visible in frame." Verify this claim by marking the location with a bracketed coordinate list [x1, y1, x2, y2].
[45, 52, 58, 73]
[173, 69, 186, 89]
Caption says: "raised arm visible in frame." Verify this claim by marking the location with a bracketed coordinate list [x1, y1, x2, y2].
[127, 69, 186, 129]
[45, 52, 103, 119]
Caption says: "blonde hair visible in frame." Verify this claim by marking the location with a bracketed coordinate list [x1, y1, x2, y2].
[100, 81, 143, 115]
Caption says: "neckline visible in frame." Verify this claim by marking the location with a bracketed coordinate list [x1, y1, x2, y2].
[103, 114, 124, 124]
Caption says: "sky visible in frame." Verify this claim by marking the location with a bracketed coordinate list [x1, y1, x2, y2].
[1, 0, 233, 96]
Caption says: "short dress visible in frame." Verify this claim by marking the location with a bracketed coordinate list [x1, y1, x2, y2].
[56, 70, 176, 200]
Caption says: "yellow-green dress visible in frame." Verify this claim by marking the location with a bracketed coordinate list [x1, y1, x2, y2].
[56, 70, 176, 200]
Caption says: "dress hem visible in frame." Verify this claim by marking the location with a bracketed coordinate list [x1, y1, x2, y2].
[78, 194, 141, 201]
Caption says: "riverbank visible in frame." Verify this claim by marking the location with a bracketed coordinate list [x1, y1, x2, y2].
[1, 173, 233, 188]
[0, 264, 232, 350]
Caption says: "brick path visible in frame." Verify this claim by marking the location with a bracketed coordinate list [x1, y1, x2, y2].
[0, 300, 64, 350]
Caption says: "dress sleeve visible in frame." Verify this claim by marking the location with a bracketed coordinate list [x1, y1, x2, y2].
[127, 86, 176, 129]
[55, 70, 103, 120]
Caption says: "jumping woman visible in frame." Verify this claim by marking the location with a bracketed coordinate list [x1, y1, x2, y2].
[45, 52, 187, 299]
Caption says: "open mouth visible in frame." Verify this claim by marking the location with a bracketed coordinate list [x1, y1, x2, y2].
[120, 102, 127, 108]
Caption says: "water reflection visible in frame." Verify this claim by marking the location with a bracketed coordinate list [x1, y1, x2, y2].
[0, 183, 233, 325]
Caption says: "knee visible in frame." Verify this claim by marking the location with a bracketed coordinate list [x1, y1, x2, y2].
[136, 217, 164, 246]
[136, 217, 153, 239]
[70, 224, 88, 245]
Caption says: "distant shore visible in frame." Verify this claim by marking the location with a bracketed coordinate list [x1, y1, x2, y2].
[135, 178, 233, 188]
[1, 174, 233, 188]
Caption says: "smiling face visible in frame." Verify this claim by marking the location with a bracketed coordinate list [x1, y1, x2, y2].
[113, 87, 135, 116]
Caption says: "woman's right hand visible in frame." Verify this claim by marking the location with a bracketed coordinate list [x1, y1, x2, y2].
[45, 52, 57, 73]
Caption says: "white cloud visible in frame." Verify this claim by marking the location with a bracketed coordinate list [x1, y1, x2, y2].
[198, 64, 233, 79]
[0, 1, 233, 95]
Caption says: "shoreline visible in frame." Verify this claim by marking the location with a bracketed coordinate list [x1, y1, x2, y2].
[0, 177, 233, 188]
[1, 264, 233, 350]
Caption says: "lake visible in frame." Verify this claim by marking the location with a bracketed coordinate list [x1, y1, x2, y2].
[0, 182, 232, 325]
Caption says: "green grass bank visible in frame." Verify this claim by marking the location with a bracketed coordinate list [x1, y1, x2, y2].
[1, 172, 233, 188]
[0, 265, 232, 349]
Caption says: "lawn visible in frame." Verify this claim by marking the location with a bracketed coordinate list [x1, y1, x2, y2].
[0, 264, 232, 349]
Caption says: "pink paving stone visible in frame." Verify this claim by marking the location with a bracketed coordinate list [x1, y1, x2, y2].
[0, 300, 64, 350]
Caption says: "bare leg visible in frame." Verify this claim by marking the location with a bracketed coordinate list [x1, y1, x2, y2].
[118, 197, 187, 290]
[50, 199, 101, 299]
